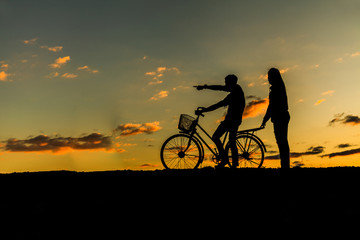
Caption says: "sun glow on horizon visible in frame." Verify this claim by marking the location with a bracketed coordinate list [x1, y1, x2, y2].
[0, 0, 360, 172]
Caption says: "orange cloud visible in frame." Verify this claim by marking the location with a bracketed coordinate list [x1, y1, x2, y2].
[335, 57, 343, 63]
[150, 90, 169, 100]
[114, 121, 161, 137]
[258, 67, 290, 80]
[145, 72, 156, 76]
[1, 63, 9, 69]
[351, 51, 360, 57]
[4, 133, 113, 154]
[322, 90, 335, 96]
[61, 73, 78, 79]
[77, 65, 99, 73]
[47, 72, 59, 78]
[0, 71, 9, 81]
[40, 45, 63, 52]
[243, 98, 269, 119]
[23, 38, 38, 45]
[314, 99, 326, 106]
[49, 56, 71, 68]
[157, 67, 167, 72]
[145, 66, 180, 85]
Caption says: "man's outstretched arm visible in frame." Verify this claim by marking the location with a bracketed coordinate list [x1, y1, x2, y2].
[195, 85, 229, 91]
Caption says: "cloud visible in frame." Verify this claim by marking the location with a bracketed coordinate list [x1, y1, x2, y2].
[243, 98, 269, 119]
[329, 113, 360, 126]
[47, 72, 59, 78]
[49, 56, 71, 69]
[148, 79, 163, 85]
[258, 67, 290, 80]
[3, 133, 113, 154]
[23, 38, 38, 45]
[314, 99, 326, 106]
[114, 121, 161, 137]
[140, 163, 159, 168]
[1, 63, 9, 69]
[0, 71, 9, 81]
[40, 45, 63, 52]
[157, 67, 167, 72]
[265, 146, 325, 160]
[322, 90, 335, 96]
[77, 65, 99, 74]
[61, 73, 78, 79]
[145, 72, 156, 76]
[321, 148, 360, 158]
[336, 143, 354, 149]
[314, 91, 334, 106]
[335, 57, 344, 63]
[351, 51, 360, 57]
[335, 51, 360, 63]
[145, 66, 180, 85]
[150, 90, 169, 101]
[291, 146, 325, 158]
[258, 74, 268, 81]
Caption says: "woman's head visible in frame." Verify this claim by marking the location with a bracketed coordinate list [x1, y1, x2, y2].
[267, 68, 283, 86]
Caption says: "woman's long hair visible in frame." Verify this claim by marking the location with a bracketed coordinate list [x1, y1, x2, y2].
[268, 68, 285, 87]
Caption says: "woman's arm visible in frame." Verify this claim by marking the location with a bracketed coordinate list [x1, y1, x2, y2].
[261, 105, 271, 127]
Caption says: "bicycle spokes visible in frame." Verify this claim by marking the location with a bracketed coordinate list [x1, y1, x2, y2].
[226, 134, 264, 168]
[161, 134, 203, 169]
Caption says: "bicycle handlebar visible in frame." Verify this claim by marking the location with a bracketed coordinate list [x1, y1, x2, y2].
[195, 107, 205, 117]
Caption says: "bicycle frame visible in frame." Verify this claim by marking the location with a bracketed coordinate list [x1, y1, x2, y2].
[181, 115, 228, 158]
[237, 127, 267, 153]
[181, 116, 267, 158]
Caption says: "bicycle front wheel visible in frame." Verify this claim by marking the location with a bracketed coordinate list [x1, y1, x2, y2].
[160, 134, 203, 169]
[226, 134, 264, 168]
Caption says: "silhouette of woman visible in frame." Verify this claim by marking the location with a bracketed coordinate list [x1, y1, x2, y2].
[261, 68, 290, 169]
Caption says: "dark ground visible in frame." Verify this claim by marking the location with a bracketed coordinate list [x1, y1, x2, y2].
[0, 167, 359, 238]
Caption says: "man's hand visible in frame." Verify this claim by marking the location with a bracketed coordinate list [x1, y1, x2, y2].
[260, 120, 266, 128]
[194, 85, 207, 90]
[195, 107, 206, 116]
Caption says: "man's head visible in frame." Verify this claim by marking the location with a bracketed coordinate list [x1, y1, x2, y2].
[225, 74, 238, 87]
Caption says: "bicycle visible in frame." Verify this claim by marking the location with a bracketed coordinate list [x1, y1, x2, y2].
[160, 107, 267, 169]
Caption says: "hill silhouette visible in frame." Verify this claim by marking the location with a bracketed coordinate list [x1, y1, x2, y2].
[1, 167, 358, 238]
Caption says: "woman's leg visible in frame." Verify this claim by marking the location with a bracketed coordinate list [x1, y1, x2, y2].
[273, 119, 290, 169]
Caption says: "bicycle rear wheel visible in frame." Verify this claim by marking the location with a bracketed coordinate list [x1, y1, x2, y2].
[160, 134, 203, 169]
[225, 134, 264, 168]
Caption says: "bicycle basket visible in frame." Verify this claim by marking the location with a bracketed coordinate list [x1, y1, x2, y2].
[178, 114, 196, 132]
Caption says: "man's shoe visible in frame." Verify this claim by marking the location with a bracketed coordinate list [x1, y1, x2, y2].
[231, 161, 239, 169]
[215, 159, 230, 169]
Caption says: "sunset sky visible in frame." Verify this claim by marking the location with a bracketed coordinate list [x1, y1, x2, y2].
[0, 0, 360, 172]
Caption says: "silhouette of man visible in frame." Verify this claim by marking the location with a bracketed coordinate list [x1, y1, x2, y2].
[195, 74, 245, 168]
[261, 68, 290, 169]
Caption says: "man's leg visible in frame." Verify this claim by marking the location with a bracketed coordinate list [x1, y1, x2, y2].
[229, 129, 239, 168]
[212, 122, 228, 165]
